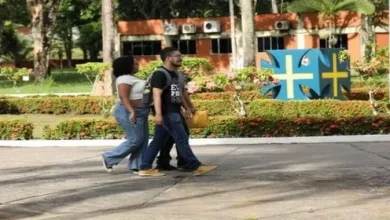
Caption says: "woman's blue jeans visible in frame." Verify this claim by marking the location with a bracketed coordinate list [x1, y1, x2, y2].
[103, 103, 149, 171]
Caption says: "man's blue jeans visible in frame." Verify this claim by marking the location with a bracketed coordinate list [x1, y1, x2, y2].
[103, 103, 149, 171]
[141, 112, 201, 171]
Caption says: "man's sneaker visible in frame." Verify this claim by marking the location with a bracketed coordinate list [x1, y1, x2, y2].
[131, 169, 139, 174]
[155, 164, 178, 171]
[138, 169, 166, 177]
[193, 164, 218, 176]
[102, 156, 112, 173]
[177, 164, 192, 172]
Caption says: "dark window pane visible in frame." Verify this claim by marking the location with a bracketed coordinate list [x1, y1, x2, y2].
[142, 41, 152, 55]
[211, 39, 219, 53]
[264, 37, 271, 50]
[278, 37, 285, 49]
[172, 40, 179, 50]
[132, 42, 143, 55]
[319, 34, 348, 49]
[271, 37, 278, 49]
[211, 39, 231, 54]
[258, 38, 264, 52]
[179, 40, 187, 54]
[188, 40, 196, 54]
[152, 41, 161, 55]
[219, 39, 231, 53]
[122, 42, 133, 55]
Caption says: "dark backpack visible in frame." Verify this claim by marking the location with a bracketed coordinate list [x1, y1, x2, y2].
[142, 67, 185, 109]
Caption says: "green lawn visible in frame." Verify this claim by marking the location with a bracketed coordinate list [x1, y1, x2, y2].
[0, 114, 108, 139]
[0, 68, 92, 94]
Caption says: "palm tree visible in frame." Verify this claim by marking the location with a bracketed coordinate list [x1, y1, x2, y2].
[286, 0, 375, 48]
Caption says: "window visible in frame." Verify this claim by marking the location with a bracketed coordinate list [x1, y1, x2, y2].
[257, 37, 285, 52]
[319, 34, 348, 49]
[211, 38, 232, 54]
[122, 41, 162, 56]
[172, 40, 197, 55]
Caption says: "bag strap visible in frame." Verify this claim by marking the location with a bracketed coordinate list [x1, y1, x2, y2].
[155, 67, 174, 91]
[147, 67, 185, 92]
[145, 68, 172, 90]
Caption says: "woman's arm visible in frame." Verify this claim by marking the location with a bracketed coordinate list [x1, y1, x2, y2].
[117, 84, 134, 114]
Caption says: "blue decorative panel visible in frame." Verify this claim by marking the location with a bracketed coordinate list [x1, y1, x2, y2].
[260, 49, 351, 101]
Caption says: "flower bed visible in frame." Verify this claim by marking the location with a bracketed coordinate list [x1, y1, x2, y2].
[0, 120, 34, 140]
[42, 116, 390, 140]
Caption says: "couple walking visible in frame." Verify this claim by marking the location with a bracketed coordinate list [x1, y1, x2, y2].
[101, 47, 217, 176]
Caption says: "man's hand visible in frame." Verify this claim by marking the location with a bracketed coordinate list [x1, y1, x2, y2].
[184, 109, 193, 119]
[155, 113, 163, 125]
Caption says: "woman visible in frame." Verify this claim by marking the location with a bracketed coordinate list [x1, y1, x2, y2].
[102, 56, 149, 173]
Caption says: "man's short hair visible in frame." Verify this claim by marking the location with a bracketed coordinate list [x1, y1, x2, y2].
[160, 47, 179, 62]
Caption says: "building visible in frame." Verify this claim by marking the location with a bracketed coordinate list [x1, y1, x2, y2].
[116, 12, 389, 71]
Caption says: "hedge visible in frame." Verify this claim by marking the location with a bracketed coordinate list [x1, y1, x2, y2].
[0, 96, 388, 117]
[0, 96, 115, 114]
[0, 120, 33, 140]
[42, 116, 390, 140]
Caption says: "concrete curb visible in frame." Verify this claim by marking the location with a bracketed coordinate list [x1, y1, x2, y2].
[1, 134, 390, 147]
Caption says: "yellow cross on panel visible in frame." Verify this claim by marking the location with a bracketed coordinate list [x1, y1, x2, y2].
[273, 55, 313, 99]
[322, 53, 348, 97]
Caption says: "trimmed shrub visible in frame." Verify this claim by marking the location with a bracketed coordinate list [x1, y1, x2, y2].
[0, 120, 33, 140]
[0, 96, 115, 114]
[246, 99, 388, 118]
[0, 96, 388, 117]
[42, 116, 390, 140]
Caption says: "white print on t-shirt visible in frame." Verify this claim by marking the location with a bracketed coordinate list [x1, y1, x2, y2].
[170, 78, 181, 103]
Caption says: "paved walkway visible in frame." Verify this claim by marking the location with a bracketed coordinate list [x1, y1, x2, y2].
[0, 142, 389, 220]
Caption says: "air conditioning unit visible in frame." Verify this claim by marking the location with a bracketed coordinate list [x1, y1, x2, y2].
[182, 24, 197, 34]
[203, 20, 221, 33]
[274, 21, 289, 31]
[163, 23, 179, 35]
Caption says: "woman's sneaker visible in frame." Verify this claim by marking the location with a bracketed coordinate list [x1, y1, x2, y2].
[138, 169, 166, 177]
[102, 156, 113, 173]
[193, 164, 218, 176]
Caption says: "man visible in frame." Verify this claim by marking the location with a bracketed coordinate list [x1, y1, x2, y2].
[155, 78, 195, 171]
[138, 47, 217, 176]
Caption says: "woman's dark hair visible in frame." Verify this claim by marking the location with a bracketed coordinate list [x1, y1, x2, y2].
[112, 56, 134, 77]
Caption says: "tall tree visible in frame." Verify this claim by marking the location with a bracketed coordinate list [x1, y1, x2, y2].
[271, 0, 279, 13]
[240, 0, 256, 67]
[26, 0, 61, 82]
[0, 0, 30, 58]
[93, 0, 115, 96]
[361, 0, 388, 62]
[287, 0, 375, 48]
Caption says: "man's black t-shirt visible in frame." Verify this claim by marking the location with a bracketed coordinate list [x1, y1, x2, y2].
[150, 67, 182, 114]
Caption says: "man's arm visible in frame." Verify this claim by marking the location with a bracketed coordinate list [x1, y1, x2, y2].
[153, 88, 163, 125]
[183, 90, 195, 113]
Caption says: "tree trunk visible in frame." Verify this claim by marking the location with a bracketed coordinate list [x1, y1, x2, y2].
[63, 27, 73, 68]
[235, 16, 244, 68]
[93, 0, 115, 96]
[229, 0, 237, 70]
[239, 0, 256, 67]
[0, 21, 3, 53]
[271, 0, 279, 13]
[163, 19, 173, 47]
[81, 47, 88, 61]
[361, 14, 376, 62]
[26, 0, 60, 82]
